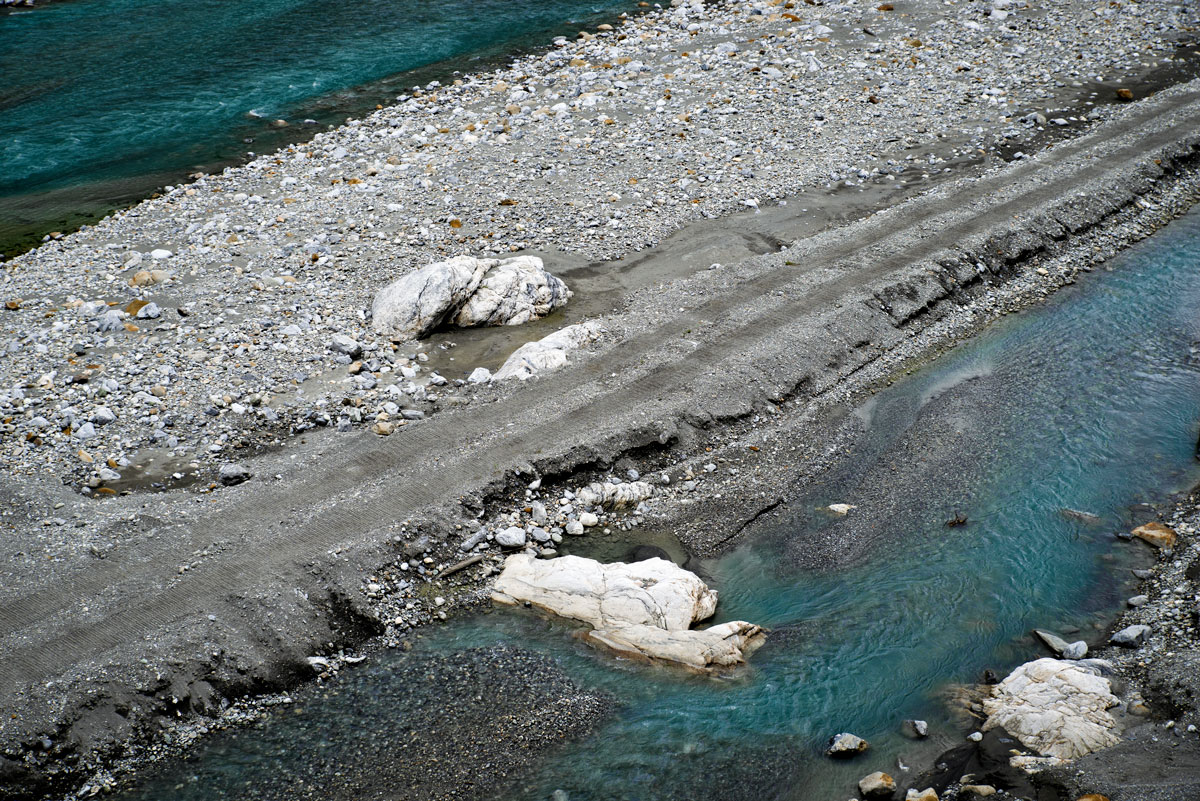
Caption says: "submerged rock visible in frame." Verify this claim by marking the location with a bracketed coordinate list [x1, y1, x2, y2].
[982, 658, 1121, 760]
[902, 719, 929, 738]
[490, 553, 765, 671]
[371, 255, 570, 341]
[826, 732, 869, 758]
[493, 321, 604, 381]
[584, 621, 766, 672]
[1034, 629, 1088, 660]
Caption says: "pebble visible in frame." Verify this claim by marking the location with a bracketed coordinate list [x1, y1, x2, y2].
[495, 526, 527, 548]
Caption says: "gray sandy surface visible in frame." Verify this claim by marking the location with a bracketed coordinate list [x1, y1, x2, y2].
[3, 1, 1200, 799]
[117, 644, 615, 801]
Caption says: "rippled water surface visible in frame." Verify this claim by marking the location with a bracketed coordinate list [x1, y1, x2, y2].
[0, 0, 639, 254]
[123, 210, 1200, 801]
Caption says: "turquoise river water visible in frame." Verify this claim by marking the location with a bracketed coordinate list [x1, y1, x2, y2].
[113, 209, 1200, 799]
[0, 0, 641, 255]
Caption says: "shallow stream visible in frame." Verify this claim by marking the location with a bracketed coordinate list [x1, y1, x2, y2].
[119, 209, 1200, 799]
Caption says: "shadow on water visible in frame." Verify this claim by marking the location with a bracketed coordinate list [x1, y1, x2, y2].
[115, 211, 1200, 800]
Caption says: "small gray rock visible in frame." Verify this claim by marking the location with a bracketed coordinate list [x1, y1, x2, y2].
[90, 406, 116, 425]
[330, 334, 362, 357]
[1110, 624, 1151, 647]
[459, 528, 487, 551]
[495, 526, 527, 548]
[218, 463, 253, 486]
[901, 719, 928, 738]
[565, 520, 585, 536]
[136, 302, 162, 319]
[1061, 641, 1088, 660]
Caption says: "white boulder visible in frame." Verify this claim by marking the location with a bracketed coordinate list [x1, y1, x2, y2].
[493, 321, 604, 381]
[371, 256, 570, 341]
[584, 621, 766, 671]
[491, 553, 765, 672]
[371, 256, 488, 341]
[451, 255, 571, 328]
[826, 732, 869, 758]
[982, 658, 1121, 761]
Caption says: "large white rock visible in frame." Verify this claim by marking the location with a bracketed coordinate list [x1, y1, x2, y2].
[451, 255, 571, 328]
[371, 255, 570, 341]
[584, 621, 766, 671]
[372, 256, 488, 341]
[493, 321, 604, 381]
[491, 553, 765, 671]
[492, 553, 715, 630]
[982, 658, 1121, 760]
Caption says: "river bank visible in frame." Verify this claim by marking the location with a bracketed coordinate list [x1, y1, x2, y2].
[67, 158, 1200, 801]
[4, 0, 1200, 798]
[903, 485, 1200, 801]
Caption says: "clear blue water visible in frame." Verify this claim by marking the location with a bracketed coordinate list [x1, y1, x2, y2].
[0, 0, 639, 253]
[122, 209, 1200, 801]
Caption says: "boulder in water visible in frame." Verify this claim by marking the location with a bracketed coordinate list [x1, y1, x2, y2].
[583, 621, 766, 671]
[858, 771, 896, 798]
[490, 553, 765, 672]
[1034, 629, 1087, 660]
[826, 732, 869, 758]
[981, 658, 1121, 760]
[493, 321, 604, 381]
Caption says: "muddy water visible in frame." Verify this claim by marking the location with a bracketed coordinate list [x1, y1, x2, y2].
[118, 208, 1200, 801]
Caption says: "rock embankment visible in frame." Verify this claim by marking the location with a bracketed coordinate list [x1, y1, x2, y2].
[491, 553, 766, 671]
